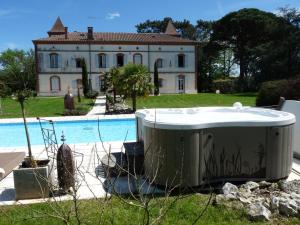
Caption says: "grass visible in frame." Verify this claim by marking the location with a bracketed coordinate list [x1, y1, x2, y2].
[127, 93, 257, 109]
[0, 97, 95, 118]
[0, 195, 299, 225]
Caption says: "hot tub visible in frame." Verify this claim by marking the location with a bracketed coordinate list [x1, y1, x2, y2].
[135, 106, 296, 187]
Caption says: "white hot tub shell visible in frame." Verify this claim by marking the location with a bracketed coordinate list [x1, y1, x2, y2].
[135, 107, 296, 187]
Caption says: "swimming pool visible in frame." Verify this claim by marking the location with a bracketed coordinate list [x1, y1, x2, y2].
[0, 119, 136, 148]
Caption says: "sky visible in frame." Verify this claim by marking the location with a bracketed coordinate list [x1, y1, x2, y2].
[0, 0, 300, 51]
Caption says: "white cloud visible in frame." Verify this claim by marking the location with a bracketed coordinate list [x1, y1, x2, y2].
[106, 12, 120, 20]
[0, 9, 14, 17]
[5, 42, 18, 49]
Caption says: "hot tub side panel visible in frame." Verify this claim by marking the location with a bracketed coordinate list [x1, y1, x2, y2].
[143, 127, 202, 187]
[142, 125, 294, 187]
[265, 125, 294, 180]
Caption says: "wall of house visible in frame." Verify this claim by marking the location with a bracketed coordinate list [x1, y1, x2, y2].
[36, 43, 197, 96]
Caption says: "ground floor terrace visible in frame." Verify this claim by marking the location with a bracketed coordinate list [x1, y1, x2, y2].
[38, 72, 197, 96]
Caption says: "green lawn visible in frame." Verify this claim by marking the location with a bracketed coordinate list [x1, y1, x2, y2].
[0, 195, 298, 225]
[127, 93, 257, 109]
[0, 97, 95, 118]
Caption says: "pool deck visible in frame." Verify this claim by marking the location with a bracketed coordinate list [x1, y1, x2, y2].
[0, 140, 299, 206]
[0, 141, 127, 206]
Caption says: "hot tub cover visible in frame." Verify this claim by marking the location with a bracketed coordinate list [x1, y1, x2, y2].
[136, 107, 296, 130]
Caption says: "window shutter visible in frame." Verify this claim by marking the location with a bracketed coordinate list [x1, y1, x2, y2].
[113, 54, 116, 66]
[124, 54, 127, 65]
[185, 55, 188, 68]
[58, 54, 62, 68]
[38, 53, 43, 71]
[96, 76, 100, 88]
[106, 55, 109, 68]
[174, 55, 178, 68]
[47, 54, 51, 68]
[95, 54, 99, 68]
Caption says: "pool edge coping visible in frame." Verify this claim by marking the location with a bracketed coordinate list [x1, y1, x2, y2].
[0, 114, 136, 124]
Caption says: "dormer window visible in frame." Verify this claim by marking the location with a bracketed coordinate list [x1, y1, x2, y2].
[156, 58, 163, 68]
[98, 54, 106, 68]
[178, 54, 185, 68]
[50, 53, 59, 68]
[133, 53, 142, 65]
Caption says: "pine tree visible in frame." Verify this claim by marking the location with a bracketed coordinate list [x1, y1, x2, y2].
[153, 61, 159, 96]
[81, 58, 89, 97]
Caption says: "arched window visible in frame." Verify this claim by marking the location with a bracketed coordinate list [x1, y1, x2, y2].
[116, 53, 124, 67]
[50, 76, 61, 91]
[156, 58, 163, 68]
[98, 54, 106, 68]
[178, 54, 185, 68]
[133, 53, 142, 65]
[50, 53, 59, 68]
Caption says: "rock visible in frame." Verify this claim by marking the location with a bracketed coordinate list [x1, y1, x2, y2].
[290, 192, 300, 200]
[222, 182, 239, 197]
[269, 183, 279, 191]
[248, 202, 271, 221]
[286, 180, 300, 194]
[279, 201, 298, 217]
[259, 181, 272, 189]
[241, 181, 260, 191]
[270, 196, 280, 211]
[278, 180, 288, 192]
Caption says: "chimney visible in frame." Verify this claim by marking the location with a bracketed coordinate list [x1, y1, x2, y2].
[87, 27, 94, 40]
[65, 27, 68, 39]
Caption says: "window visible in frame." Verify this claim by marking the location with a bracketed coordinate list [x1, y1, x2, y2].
[133, 53, 142, 65]
[50, 76, 60, 91]
[50, 53, 59, 68]
[98, 54, 106, 68]
[177, 75, 185, 93]
[178, 54, 185, 68]
[117, 54, 124, 67]
[156, 58, 163, 68]
[76, 79, 82, 89]
[75, 58, 82, 68]
[159, 78, 164, 87]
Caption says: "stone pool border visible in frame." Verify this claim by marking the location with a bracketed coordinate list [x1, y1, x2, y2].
[0, 114, 136, 124]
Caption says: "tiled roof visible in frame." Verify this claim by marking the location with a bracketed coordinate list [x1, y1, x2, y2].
[48, 17, 65, 34]
[34, 32, 195, 44]
[165, 20, 179, 36]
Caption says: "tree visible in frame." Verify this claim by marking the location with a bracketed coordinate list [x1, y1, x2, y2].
[278, 6, 300, 28]
[211, 8, 300, 89]
[0, 49, 36, 94]
[4, 60, 36, 167]
[81, 58, 89, 97]
[117, 64, 152, 112]
[153, 61, 159, 96]
[136, 17, 197, 40]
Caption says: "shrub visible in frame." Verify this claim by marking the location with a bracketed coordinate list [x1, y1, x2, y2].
[282, 79, 300, 100]
[86, 91, 99, 99]
[256, 80, 289, 106]
[212, 79, 235, 94]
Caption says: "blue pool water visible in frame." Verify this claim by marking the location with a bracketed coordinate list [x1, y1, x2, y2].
[0, 119, 136, 148]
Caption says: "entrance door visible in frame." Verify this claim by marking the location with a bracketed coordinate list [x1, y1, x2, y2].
[99, 76, 105, 92]
[177, 76, 185, 93]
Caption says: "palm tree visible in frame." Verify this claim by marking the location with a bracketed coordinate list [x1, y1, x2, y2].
[118, 63, 152, 112]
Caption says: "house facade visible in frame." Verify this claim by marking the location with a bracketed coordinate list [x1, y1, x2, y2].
[33, 17, 197, 96]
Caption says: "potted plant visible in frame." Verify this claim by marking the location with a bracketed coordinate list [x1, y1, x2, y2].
[12, 90, 52, 200]
[3, 57, 52, 200]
